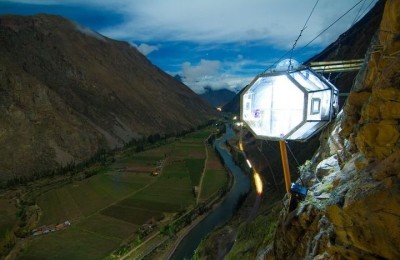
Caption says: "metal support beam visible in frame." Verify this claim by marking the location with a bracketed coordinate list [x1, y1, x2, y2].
[279, 140, 292, 194]
[309, 59, 363, 73]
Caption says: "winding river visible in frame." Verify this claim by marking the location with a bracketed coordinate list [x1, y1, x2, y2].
[170, 124, 251, 259]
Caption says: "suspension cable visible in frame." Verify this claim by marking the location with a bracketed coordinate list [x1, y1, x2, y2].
[352, 0, 376, 27]
[264, 0, 366, 73]
[306, 0, 381, 64]
[351, 0, 367, 28]
[296, 0, 365, 55]
[288, 0, 320, 71]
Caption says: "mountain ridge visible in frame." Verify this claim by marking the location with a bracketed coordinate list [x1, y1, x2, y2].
[199, 87, 236, 107]
[0, 14, 217, 183]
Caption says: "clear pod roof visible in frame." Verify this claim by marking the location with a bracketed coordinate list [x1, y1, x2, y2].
[240, 67, 339, 142]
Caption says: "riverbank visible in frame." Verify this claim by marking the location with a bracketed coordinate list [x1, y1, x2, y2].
[166, 124, 251, 259]
[127, 168, 233, 260]
[115, 129, 233, 259]
[148, 138, 237, 259]
[125, 123, 252, 259]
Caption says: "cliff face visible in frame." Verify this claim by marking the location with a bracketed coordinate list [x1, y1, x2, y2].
[221, 2, 384, 196]
[268, 0, 400, 258]
[0, 14, 217, 183]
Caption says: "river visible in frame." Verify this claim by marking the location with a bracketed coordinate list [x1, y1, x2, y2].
[170, 124, 251, 259]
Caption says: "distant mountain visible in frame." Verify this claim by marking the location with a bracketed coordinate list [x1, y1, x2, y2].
[0, 14, 217, 183]
[222, 87, 245, 113]
[200, 87, 236, 108]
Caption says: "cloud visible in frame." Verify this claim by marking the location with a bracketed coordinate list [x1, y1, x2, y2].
[73, 23, 105, 41]
[179, 58, 254, 94]
[5, 0, 378, 94]
[182, 59, 220, 79]
[131, 43, 160, 56]
[6, 0, 378, 48]
[96, 0, 377, 48]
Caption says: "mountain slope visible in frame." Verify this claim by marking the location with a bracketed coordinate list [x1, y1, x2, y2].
[200, 87, 236, 107]
[222, 87, 244, 113]
[0, 14, 217, 183]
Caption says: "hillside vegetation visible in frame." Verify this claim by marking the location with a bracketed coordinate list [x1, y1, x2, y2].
[0, 14, 217, 184]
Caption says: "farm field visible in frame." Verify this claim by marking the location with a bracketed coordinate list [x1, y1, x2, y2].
[0, 196, 17, 245]
[199, 146, 229, 201]
[18, 226, 121, 260]
[17, 127, 228, 259]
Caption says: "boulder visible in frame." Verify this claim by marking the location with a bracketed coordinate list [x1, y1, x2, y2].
[315, 155, 340, 180]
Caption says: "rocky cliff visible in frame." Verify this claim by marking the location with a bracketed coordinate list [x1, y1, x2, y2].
[0, 14, 217, 183]
[266, 0, 400, 258]
[195, 1, 399, 259]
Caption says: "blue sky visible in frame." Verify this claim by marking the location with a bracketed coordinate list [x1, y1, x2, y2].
[0, 0, 377, 93]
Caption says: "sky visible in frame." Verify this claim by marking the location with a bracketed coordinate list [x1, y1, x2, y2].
[0, 0, 378, 94]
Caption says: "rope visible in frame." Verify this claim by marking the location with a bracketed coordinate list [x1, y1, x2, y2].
[285, 141, 306, 186]
[286, 141, 300, 167]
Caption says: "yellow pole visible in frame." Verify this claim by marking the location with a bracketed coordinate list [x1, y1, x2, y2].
[279, 140, 292, 194]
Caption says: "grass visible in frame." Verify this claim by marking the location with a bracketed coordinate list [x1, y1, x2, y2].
[186, 159, 205, 187]
[78, 214, 138, 240]
[0, 198, 17, 239]
[225, 205, 281, 260]
[120, 175, 195, 213]
[101, 205, 163, 225]
[116, 155, 163, 166]
[200, 169, 227, 200]
[18, 226, 120, 260]
[200, 146, 228, 200]
[37, 186, 81, 226]
[37, 172, 154, 225]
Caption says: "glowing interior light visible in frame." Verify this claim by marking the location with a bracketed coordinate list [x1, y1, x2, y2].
[246, 159, 252, 168]
[253, 171, 263, 195]
[239, 142, 244, 151]
[240, 68, 338, 141]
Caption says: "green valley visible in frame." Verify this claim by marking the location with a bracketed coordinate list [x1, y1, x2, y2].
[1, 127, 229, 259]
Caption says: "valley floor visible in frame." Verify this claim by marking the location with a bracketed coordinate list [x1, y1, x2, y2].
[1, 127, 229, 259]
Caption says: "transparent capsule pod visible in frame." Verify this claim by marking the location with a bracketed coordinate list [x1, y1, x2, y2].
[241, 68, 338, 141]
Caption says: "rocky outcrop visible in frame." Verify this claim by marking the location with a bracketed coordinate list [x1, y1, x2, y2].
[267, 0, 400, 259]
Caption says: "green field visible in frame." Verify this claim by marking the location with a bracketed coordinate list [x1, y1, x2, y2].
[37, 172, 154, 225]
[101, 205, 163, 225]
[19, 226, 121, 260]
[0, 197, 17, 242]
[186, 158, 205, 186]
[78, 214, 138, 240]
[18, 127, 227, 259]
[200, 146, 228, 200]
